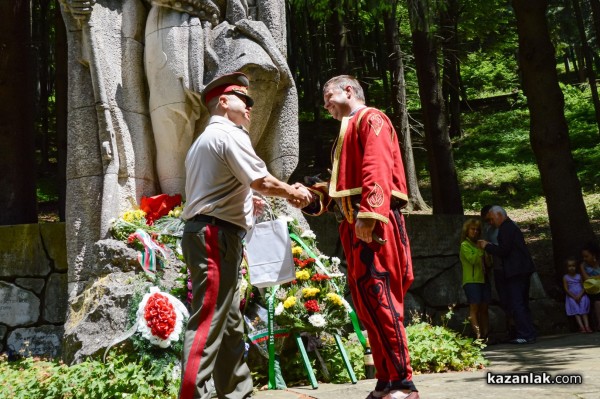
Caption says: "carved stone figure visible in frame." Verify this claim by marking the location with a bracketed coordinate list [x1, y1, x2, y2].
[59, 0, 300, 362]
[145, 0, 299, 196]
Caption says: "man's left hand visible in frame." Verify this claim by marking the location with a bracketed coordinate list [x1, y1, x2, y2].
[355, 218, 376, 243]
[253, 195, 266, 216]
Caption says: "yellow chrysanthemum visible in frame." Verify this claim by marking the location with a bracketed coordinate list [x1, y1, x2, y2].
[283, 296, 297, 308]
[122, 209, 146, 223]
[326, 293, 343, 307]
[292, 246, 304, 256]
[168, 206, 183, 218]
[302, 287, 321, 298]
[296, 270, 311, 281]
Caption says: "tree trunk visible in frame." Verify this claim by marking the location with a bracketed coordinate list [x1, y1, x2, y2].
[569, 45, 581, 80]
[329, 2, 350, 74]
[56, 0, 67, 221]
[0, 0, 37, 225]
[512, 0, 598, 274]
[36, 0, 52, 173]
[408, 0, 463, 214]
[589, 0, 600, 49]
[440, 0, 461, 138]
[383, 2, 429, 212]
[572, 0, 600, 134]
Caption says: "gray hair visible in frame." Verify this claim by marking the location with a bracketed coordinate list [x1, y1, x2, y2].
[489, 205, 507, 217]
[323, 75, 365, 102]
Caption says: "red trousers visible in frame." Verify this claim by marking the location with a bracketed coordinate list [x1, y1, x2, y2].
[339, 209, 416, 392]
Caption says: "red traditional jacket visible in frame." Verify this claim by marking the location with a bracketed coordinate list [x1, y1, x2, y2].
[304, 107, 408, 224]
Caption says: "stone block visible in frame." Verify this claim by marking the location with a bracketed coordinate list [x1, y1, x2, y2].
[40, 223, 68, 272]
[405, 214, 467, 257]
[0, 224, 51, 277]
[6, 325, 64, 358]
[62, 272, 144, 363]
[0, 282, 40, 326]
[65, 109, 103, 179]
[530, 297, 570, 335]
[44, 273, 68, 323]
[15, 278, 45, 294]
[421, 265, 465, 308]
[411, 256, 460, 290]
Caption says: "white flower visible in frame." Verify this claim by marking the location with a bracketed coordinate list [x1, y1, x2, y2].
[240, 277, 248, 295]
[275, 288, 288, 300]
[308, 314, 327, 328]
[278, 215, 294, 223]
[317, 254, 330, 262]
[301, 229, 316, 240]
[331, 257, 341, 266]
[274, 303, 284, 316]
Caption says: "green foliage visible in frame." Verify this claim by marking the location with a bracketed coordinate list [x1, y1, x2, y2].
[452, 82, 600, 214]
[1, 319, 487, 397]
[451, 107, 543, 211]
[406, 312, 488, 373]
[0, 354, 179, 399]
[461, 52, 518, 98]
[36, 175, 58, 203]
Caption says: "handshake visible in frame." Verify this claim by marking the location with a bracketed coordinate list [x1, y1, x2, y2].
[287, 182, 313, 209]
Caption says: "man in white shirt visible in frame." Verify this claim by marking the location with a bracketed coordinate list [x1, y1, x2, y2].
[179, 72, 310, 399]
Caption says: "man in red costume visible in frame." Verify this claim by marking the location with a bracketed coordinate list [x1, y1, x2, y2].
[302, 75, 419, 399]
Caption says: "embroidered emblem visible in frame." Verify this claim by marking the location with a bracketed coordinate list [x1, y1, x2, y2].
[368, 114, 384, 136]
[367, 183, 385, 208]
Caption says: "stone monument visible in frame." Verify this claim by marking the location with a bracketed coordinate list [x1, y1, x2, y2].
[59, 0, 300, 362]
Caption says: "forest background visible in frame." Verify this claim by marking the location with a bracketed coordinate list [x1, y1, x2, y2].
[1, 0, 600, 302]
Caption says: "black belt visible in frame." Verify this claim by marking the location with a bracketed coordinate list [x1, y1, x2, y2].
[190, 214, 245, 236]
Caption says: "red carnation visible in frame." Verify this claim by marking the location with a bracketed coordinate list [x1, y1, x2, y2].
[144, 293, 177, 340]
[294, 258, 316, 268]
[304, 299, 320, 313]
[311, 273, 331, 281]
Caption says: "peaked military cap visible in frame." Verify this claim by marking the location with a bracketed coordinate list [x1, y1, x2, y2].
[201, 72, 254, 107]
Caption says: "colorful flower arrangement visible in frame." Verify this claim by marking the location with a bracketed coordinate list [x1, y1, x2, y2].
[263, 217, 351, 334]
[111, 197, 352, 342]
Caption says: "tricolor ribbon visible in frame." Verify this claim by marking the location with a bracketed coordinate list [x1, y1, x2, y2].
[129, 229, 171, 274]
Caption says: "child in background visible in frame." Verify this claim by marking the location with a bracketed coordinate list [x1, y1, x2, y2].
[563, 257, 592, 333]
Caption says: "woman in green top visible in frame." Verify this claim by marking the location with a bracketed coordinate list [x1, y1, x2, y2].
[459, 218, 491, 340]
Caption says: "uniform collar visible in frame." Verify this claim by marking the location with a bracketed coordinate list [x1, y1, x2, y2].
[208, 115, 249, 134]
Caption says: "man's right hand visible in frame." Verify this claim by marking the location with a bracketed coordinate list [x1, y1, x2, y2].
[288, 183, 312, 208]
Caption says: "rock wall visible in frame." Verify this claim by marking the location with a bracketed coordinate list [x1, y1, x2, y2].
[0, 216, 569, 358]
[0, 224, 68, 357]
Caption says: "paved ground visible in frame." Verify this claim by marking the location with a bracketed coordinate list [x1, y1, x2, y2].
[253, 332, 600, 398]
